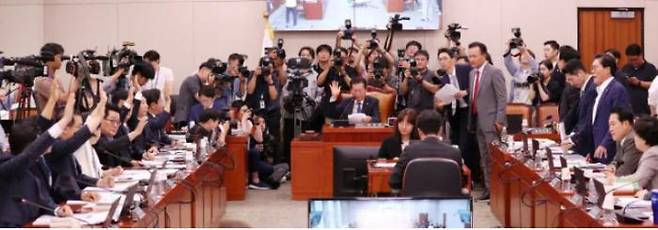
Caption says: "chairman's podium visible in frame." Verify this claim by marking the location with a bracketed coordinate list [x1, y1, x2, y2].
[291, 125, 394, 200]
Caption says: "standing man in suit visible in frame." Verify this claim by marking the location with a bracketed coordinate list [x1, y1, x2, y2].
[327, 78, 381, 123]
[586, 55, 631, 163]
[437, 48, 480, 184]
[389, 110, 462, 190]
[463, 42, 507, 201]
[607, 107, 641, 176]
[557, 46, 582, 134]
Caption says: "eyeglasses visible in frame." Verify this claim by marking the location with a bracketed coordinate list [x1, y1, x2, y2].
[104, 119, 121, 125]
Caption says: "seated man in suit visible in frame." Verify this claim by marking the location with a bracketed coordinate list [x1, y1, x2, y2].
[389, 110, 463, 190]
[46, 92, 115, 201]
[94, 104, 148, 168]
[327, 77, 381, 123]
[189, 109, 229, 149]
[0, 93, 77, 227]
[608, 107, 642, 176]
[141, 89, 174, 148]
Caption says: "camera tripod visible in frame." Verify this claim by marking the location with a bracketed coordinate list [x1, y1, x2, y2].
[290, 92, 316, 137]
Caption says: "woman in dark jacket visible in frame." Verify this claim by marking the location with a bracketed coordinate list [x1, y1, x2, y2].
[378, 108, 419, 159]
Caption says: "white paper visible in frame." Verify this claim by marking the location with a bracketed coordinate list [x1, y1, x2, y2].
[374, 162, 396, 168]
[434, 84, 460, 105]
[348, 113, 367, 124]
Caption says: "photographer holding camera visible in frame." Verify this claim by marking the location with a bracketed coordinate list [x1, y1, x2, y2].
[33, 43, 77, 112]
[401, 50, 441, 112]
[246, 56, 283, 163]
[225, 53, 250, 101]
[365, 57, 397, 94]
[503, 35, 538, 105]
[142, 50, 174, 96]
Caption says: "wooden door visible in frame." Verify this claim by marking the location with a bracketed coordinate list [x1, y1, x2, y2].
[578, 8, 643, 70]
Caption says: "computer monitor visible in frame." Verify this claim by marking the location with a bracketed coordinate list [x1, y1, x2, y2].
[507, 114, 523, 134]
[333, 146, 379, 197]
[308, 197, 473, 228]
[103, 197, 122, 227]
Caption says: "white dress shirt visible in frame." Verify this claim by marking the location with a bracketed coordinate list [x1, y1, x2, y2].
[592, 77, 614, 124]
[647, 76, 658, 110]
[143, 66, 174, 92]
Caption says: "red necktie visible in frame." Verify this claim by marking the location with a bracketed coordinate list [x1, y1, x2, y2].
[472, 70, 481, 114]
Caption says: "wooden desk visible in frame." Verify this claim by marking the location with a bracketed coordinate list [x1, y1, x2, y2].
[291, 125, 394, 200]
[490, 143, 655, 228]
[224, 136, 248, 201]
[28, 148, 230, 228]
[366, 160, 473, 196]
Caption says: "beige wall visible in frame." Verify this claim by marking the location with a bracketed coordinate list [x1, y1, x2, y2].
[1, 0, 657, 92]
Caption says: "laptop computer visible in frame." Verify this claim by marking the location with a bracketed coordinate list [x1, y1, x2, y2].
[121, 184, 138, 216]
[144, 169, 158, 205]
[102, 197, 122, 227]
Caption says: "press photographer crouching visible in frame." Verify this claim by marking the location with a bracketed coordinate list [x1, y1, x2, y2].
[188, 109, 230, 152]
[282, 57, 320, 164]
[246, 56, 283, 163]
[247, 112, 289, 190]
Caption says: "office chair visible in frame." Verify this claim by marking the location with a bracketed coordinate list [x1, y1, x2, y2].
[401, 158, 465, 197]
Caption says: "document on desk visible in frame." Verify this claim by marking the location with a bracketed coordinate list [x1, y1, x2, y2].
[374, 162, 396, 168]
[348, 113, 367, 124]
[434, 84, 459, 105]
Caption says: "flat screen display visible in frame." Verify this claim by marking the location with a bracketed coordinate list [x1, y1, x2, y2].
[308, 197, 472, 228]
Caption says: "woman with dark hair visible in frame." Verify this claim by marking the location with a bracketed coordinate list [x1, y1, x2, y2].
[378, 109, 420, 159]
[532, 60, 562, 105]
[608, 116, 658, 199]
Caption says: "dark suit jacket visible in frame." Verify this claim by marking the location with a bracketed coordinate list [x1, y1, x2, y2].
[94, 134, 135, 168]
[0, 132, 58, 227]
[559, 85, 581, 134]
[612, 132, 642, 176]
[590, 79, 631, 163]
[144, 112, 172, 147]
[389, 137, 462, 190]
[378, 135, 403, 159]
[45, 126, 99, 201]
[572, 78, 596, 157]
[328, 96, 381, 123]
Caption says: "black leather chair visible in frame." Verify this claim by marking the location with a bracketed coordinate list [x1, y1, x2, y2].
[401, 158, 465, 197]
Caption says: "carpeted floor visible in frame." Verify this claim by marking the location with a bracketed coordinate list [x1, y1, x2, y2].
[223, 183, 502, 228]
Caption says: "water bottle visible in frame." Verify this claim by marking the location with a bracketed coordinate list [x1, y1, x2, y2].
[199, 137, 208, 160]
[651, 189, 658, 224]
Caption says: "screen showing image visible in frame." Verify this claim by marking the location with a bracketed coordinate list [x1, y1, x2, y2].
[308, 197, 472, 228]
[266, 0, 442, 31]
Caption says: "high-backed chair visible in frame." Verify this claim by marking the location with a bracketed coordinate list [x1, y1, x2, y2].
[401, 158, 465, 197]
[367, 91, 396, 123]
[506, 103, 533, 127]
[536, 103, 560, 127]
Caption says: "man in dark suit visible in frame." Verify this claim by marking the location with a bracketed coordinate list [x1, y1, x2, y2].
[0, 93, 77, 227]
[436, 48, 480, 184]
[94, 104, 148, 168]
[577, 55, 631, 164]
[563, 59, 595, 155]
[45, 96, 114, 201]
[389, 110, 462, 190]
[462, 42, 507, 201]
[608, 107, 642, 176]
[556, 46, 582, 134]
[327, 77, 381, 123]
[142, 89, 174, 147]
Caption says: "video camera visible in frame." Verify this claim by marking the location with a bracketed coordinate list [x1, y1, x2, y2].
[66, 49, 109, 80]
[388, 14, 410, 31]
[332, 50, 344, 67]
[509, 27, 524, 50]
[409, 58, 419, 77]
[445, 23, 466, 45]
[342, 19, 354, 40]
[0, 54, 48, 87]
[283, 57, 315, 117]
[372, 58, 386, 80]
[367, 29, 379, 50]
[105, 42, 142, 76]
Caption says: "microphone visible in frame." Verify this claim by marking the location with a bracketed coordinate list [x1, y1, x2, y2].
[102, 150, 135, 166]
[14, 197, 91, 225]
